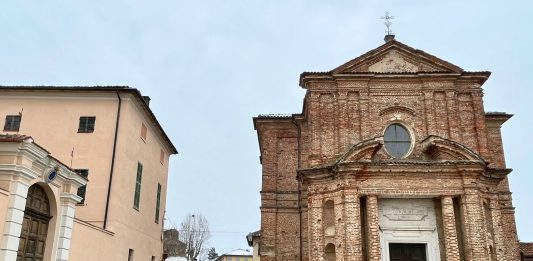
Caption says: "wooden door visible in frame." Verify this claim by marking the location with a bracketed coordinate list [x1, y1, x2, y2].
[389, 243, 427, 261]
[17, 185, 51, 261]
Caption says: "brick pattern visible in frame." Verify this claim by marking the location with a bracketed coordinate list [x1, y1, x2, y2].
[366, 195, 381, 261]
[343, 190, 362, 260]
[254, 41, 521, 260]
[441, 196, 460, 261]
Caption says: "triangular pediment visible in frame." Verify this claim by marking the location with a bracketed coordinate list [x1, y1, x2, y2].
[332, 39, 464, 74]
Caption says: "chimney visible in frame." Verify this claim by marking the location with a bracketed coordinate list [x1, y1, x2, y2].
[384, 34, 395, 42]
[142, 96, 151, 106]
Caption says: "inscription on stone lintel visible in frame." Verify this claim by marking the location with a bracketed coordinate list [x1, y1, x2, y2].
[383, 206, 428, 221]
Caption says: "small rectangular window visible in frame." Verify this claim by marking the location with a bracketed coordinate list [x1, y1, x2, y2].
[133, 162, 143, 210]
[141, 123, 147, 141]
[151, 256, 155, 261]
[75, 169, 89, 204]
[160, 149, 165, 164]
[155, 183, 161, 223]
[78, 116, 96, 133]
[128, 249, 134, 261]
[4, 115, 21, 131]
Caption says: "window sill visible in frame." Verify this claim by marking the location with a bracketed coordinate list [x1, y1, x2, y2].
[133, 206, 139, 212]
[3, 129, 20, 132]
[77, 130, 94, 133]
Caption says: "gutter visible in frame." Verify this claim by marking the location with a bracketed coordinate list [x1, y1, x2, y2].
[104, 91, 122, 229]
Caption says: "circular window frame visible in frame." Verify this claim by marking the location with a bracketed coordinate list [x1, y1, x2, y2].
[382, 122, 415, 159]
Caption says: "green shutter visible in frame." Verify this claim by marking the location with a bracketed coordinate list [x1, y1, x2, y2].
[134, 162, 143, 209]
[155, 183, 161, 223]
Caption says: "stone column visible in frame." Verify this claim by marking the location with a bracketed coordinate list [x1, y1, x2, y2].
[55, 193, 82, 261]
[308, 194, 324, 261]
[441, 196, 460, 261]
[366, 195, 381, 261]
[343, 190, 362, 261]
[488, 196, 506, 261]
[0, 180, 30, 261]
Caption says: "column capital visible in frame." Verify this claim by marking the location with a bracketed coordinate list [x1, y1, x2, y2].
[441, 195, 454, 205]
[60, 192, 82, 205]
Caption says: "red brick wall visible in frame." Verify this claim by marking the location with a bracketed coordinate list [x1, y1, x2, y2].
[254, 45, 520, 260]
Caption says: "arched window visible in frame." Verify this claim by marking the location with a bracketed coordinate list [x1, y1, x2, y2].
[384, 123, 412, 158]
[325, 243, 336, 261]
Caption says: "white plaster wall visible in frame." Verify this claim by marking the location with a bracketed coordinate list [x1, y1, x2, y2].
[378, 198, 440, 261]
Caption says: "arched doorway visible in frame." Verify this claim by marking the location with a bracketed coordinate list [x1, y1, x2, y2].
[17, 184, 52, 261]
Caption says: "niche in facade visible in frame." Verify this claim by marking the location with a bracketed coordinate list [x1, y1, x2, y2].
[323, 200, 335, 236]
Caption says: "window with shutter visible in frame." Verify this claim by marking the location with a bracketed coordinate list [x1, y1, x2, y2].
[133, 162, 143, 210]
[75, 169, 89, 204]
[78, 116, 96, 133]
[4, 115, 21, 131]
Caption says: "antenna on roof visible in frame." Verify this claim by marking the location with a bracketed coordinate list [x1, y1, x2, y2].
[380, 12, 396, 42]
[70, 147, 74, 168]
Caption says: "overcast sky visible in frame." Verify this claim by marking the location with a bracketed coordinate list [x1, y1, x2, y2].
[1, 0, 531, 254]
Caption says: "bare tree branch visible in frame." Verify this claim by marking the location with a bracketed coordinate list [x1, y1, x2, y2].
[178, 213, 211, 261]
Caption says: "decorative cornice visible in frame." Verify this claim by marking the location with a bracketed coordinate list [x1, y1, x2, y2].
[60, 192, 83, 204]
[420, 135, 486, 163]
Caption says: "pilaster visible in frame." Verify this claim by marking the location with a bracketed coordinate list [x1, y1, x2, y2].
[441, 196, 460, 261]
[366, 195, 380, 261]
[343, 190, 362, 261]
[308, 194, 324, 261]
[460, 191, 488, 261]
[55, 193, 82, 261]
[0, 180, 30, 261]
[488, 195, 506, 261]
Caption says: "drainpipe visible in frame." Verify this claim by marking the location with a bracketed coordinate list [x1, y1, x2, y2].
[292, 116, 303, 261]
[104, 91, 122, 229]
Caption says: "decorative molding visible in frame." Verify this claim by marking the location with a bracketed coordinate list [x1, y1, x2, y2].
[379, 105, 416, 116]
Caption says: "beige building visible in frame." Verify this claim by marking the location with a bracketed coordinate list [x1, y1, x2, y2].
[215, 249, 253, 261]
[0, 86, 177, 260]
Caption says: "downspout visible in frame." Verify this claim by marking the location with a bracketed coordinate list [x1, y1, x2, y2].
[104, 91, 122, 229]
[292, 116, 303, 261]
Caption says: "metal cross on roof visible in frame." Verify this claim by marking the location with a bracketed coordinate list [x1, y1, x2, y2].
[380, 12, 395, 35]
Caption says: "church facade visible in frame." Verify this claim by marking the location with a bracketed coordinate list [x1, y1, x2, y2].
[253, 36, 520, 261]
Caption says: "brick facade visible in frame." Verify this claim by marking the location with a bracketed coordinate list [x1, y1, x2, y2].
[254, 36, 520, 261]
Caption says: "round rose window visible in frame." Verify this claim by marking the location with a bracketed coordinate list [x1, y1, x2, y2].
[384, 123, 412, 158]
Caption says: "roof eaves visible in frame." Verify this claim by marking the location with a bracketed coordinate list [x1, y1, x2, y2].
[0, 86, 178, 154]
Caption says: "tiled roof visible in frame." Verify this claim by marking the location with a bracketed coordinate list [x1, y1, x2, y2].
[0, 134, 32, 142]
[0, 86, 177, 154]
[221, 249, 252, 256]
[521, 242, 533, 255]
[486, 111, 511, 115]
[0, 85, 130, 90]
[257, 114, 292, 118]
[0, 134, 89, 180]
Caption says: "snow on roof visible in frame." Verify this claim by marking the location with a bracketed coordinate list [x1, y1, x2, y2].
[165, 257, 188, 261]
[222, 249, 252, 256]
